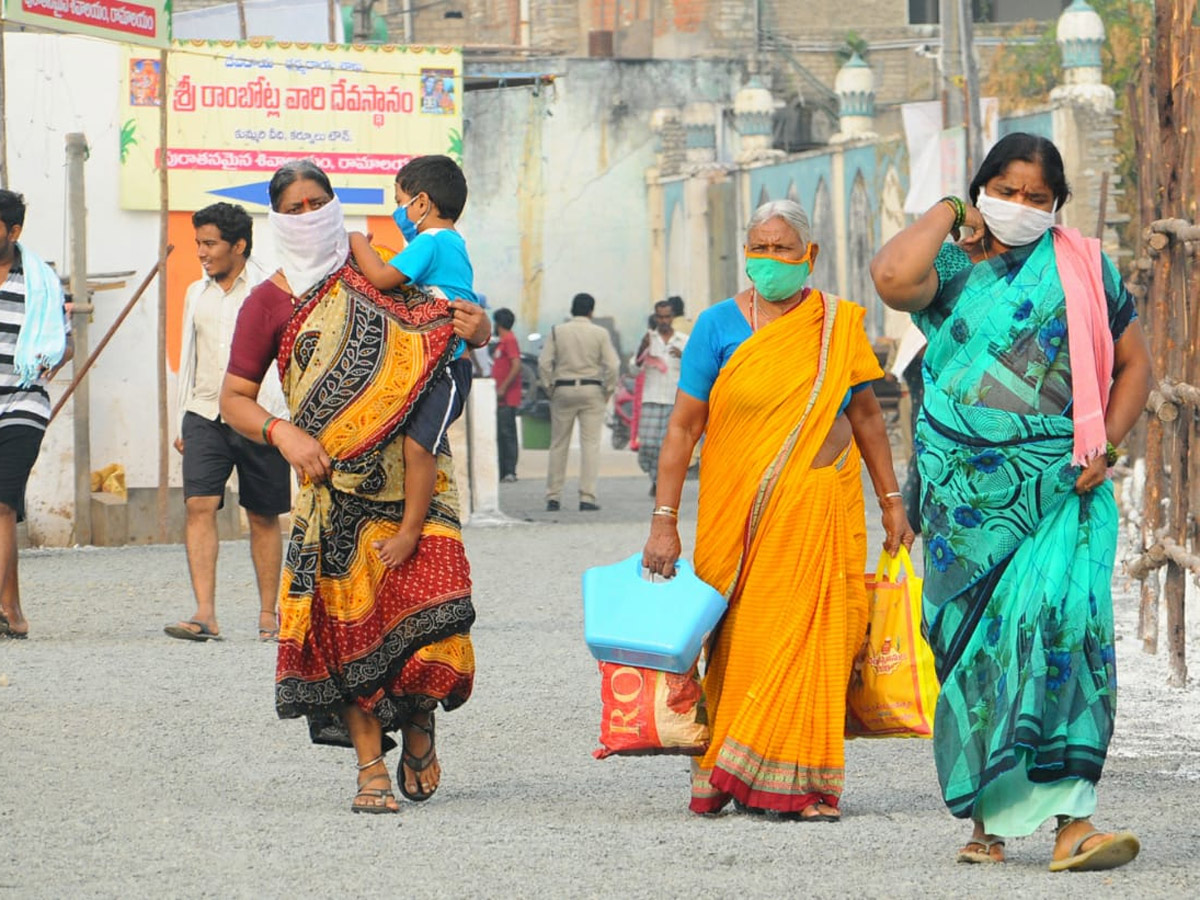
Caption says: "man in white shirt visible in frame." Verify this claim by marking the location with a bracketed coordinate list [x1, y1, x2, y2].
[165, 203, 290, 642]
[633, 300, 687, 495]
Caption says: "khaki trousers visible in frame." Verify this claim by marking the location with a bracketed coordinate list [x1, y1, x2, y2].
[546, 385, 606, 504]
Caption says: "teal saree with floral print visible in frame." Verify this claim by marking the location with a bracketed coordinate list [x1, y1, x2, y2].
[912, 232, 1135, 836]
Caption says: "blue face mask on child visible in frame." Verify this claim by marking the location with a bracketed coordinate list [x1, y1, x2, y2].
[392, 202, 419, 242]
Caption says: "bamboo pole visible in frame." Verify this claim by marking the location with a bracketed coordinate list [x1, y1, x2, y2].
[50, 249, 174, 422]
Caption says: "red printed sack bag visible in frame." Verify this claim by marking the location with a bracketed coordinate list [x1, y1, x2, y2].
[593, 662, 710, 758]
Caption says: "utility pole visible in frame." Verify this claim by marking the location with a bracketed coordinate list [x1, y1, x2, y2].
[327, 0, 338, 42]
[958, 0, 984, 180]
[236, 0, 248, 40]
[65, 134, 92, 546]
[156, 47, 169, 543]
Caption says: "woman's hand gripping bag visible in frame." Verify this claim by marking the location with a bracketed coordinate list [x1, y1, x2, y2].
[846, 547, 939, 738]
[583, 553, 726, 758]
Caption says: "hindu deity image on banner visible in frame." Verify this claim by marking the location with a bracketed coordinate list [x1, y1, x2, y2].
[120, 40, 463, 215]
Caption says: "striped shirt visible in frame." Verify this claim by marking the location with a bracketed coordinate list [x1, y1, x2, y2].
[0, 249, 71, 431]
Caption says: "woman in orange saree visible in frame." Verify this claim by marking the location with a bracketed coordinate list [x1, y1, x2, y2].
[221, 162, 489, 814]
[643, 200, 914, 818]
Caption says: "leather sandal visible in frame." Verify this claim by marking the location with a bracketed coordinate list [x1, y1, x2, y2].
[397, 713, 438, 802]
[351, 754, 398, 814]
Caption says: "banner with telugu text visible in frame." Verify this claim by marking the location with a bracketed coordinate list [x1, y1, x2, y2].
[120, 40, 463, 214]
[3, 0, 170, 48]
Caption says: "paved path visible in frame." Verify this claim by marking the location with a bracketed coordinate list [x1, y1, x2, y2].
[2, 456, 1198, 898]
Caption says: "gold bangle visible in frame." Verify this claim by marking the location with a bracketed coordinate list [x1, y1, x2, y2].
[652, 505, 678, 519]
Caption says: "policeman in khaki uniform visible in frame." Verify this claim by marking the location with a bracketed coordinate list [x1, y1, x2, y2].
[537, 292, 619, 511]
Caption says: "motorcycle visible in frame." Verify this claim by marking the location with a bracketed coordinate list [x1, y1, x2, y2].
[607, 373, 638, 450]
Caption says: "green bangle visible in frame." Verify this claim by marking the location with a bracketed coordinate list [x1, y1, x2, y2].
[261, 416, 278, 444]
[1105, 441, 1119, 467]
[938, 195, 966, 230]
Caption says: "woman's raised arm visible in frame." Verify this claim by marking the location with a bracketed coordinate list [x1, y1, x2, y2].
[871, 201, 965, 313]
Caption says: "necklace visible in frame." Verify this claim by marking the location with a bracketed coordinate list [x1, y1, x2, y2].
[749, 288, 804, 332]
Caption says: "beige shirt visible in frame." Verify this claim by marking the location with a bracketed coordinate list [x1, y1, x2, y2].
[538, 315, 620, 397]
[178, 256, 286, 429]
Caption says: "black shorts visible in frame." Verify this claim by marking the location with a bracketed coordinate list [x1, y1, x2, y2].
[181, 412, 291, 515]
[0, 425, 45, 522]
[404, 357, 473, 456]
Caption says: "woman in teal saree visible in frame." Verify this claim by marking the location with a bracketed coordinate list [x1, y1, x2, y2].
[871, 134, 1152, 872]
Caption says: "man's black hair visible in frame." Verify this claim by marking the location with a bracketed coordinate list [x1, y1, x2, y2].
[192, 202, 253, 257]
[396, 155, 468, 221]
[0, 190, 26, 231]
[571, 293, 595, 317]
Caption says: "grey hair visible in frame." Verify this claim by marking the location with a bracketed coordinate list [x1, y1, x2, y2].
[747, 199, 811, 245]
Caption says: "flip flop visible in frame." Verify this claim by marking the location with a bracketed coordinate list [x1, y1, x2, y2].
[258, 628, 279, 643]
[0, 612, 27, 639]
[957, 838, 1006, 864]
[397, 713, 438, 802]
[1049, 829, 1140, 872]
[164, 619, 222, 642]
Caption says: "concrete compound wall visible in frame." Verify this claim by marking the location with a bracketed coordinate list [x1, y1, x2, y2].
[460, 56, 745, 357]
[5, 33, 377, 546]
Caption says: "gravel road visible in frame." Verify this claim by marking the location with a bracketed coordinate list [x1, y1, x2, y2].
[1, 468, 1197, 899]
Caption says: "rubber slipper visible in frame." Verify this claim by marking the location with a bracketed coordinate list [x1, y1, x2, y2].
[258, 628, 279, 643]
[164, 619, 222, 642]
[957, 839, 1006, 864]
[0, 612, 28, 639]
[1049, 830, 1140, 872]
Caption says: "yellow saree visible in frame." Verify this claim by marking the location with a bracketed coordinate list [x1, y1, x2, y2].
[690, 292, 882, 813]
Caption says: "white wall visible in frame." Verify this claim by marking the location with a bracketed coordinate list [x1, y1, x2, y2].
[7, 33, 373, 544]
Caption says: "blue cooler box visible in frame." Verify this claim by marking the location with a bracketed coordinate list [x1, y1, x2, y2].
[582, 553, 728, 673]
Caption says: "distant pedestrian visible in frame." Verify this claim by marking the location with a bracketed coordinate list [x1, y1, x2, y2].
[538, 292, 619, 511]
[165, 202, 290, 643]
[491, 307, 522, 482]
[0, 189, 73, 641]
[667, 294, 692, 335]
[633, 300, 687, 495]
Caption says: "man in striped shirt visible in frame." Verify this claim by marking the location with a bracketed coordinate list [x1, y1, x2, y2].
[0, 189, 73, 639]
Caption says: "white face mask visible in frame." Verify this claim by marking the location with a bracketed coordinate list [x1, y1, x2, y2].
[268, 195, 349, 297]
[976, 188, 1057, 248]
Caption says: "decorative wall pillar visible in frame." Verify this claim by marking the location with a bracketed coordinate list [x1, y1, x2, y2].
[683, 101, 717, 165]
[830, 53, 876, 143]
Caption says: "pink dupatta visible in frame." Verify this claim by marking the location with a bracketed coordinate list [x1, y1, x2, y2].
[1052, 226, 1114, 466]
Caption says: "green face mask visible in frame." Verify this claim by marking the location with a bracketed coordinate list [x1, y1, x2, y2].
[745, 254, 811, 302]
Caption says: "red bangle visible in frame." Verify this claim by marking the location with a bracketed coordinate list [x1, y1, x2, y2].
[265, 417, 283, 446]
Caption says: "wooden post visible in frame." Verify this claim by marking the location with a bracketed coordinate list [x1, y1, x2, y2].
[0, 27, 7, 189]
[1136, 42, 1164, 653]
[157, 48, 170, 544]
[328, 0, 338, 42]
[65, 134, 92, 546]
[236, 0, 248, 40]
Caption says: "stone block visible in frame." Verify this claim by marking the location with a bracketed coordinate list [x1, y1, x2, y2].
[90, 492, 129, 548]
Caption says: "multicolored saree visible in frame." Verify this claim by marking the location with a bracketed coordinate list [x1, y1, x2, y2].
[914, 232, 1134, 835]
[273, 264, 476, 744]
[690, 293, 882, 814]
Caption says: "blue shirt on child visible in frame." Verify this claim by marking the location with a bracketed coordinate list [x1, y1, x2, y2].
[390, 228, 477, 358]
